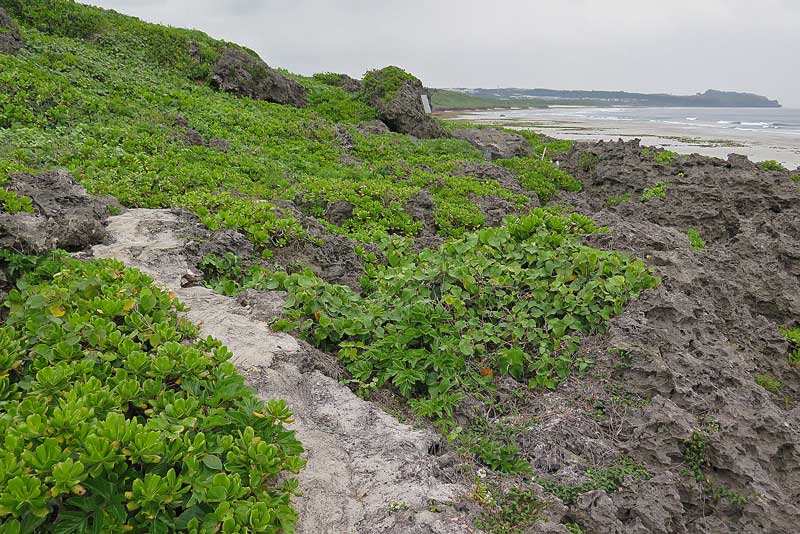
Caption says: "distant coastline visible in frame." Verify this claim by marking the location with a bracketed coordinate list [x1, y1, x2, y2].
[431, 87, 781, 111]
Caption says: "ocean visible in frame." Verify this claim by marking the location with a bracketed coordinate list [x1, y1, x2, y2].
[450, 107, 800, 169]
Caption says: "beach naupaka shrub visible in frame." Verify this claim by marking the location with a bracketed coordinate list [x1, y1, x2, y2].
[0, 253, 304, 533]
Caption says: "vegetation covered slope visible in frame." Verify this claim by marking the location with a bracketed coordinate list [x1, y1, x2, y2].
[0, 1, 663, 532]
[430, 89, 544, 111]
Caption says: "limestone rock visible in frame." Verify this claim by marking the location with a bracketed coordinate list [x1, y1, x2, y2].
[451, 128, 532, 160]
[210, 47, 307, 107]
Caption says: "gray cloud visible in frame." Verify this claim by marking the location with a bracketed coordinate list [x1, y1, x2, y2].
[86, 0, 800, 107]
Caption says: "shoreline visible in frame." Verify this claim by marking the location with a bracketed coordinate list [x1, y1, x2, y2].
[444, 107, 800, 168]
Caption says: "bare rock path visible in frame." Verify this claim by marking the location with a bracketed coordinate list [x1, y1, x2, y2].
[91, 208, 473, 534]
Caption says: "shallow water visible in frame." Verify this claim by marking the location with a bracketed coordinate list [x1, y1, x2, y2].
[449, 107, 800, 169]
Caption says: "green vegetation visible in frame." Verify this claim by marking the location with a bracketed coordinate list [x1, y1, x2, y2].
[0, 4, 586, 252]
[474, 486, 541, 534]
[683, 430, 748, 508]
[791, 174, 799, 184]
[496, 158, 582, 201]
[683, 431, 708, 484]
[201, 209, 657, 427]
[640, 181, 670, 202]
[606, 193, 631, 207]
[754, 373, 783, 393]
[578, 152, 599, 173]
[0, 252, 304, 532]
[686, 228, 705, 250]
[759, 160, 786, 172]
[0, 187, 32, 214]
[452, 418, 531, 474]
[654, 150, 678, 164]
[0, 2, 665, 529]
[781, 327, 800, 366]
[430, 89, 544, 111]
[514, 129, 574, 156]
[360, 66, 416, 103]
[270, 210, 656, 421]
[536, 458, 650, 505]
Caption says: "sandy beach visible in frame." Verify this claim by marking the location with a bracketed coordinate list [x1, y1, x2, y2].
[444, 107, 800, 169]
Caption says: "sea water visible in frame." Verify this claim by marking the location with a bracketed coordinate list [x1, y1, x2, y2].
[453, 107, 800, 168]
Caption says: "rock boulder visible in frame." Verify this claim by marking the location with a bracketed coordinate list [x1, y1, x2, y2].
[362, 66, 447, 139]
[451, 128, 531, 160]
[210, 47, 307, 107]
[0, 8, 23, 55]
[0, 170, 119, 253]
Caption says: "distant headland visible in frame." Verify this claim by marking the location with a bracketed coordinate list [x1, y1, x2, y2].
[432, 87, 781, 110]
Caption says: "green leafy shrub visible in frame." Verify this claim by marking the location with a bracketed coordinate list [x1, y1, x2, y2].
[682, 430, 748, 507]
[267, 209, 658, 421]
[1, 0, 229, 79]
[0, 188, 32, 214]
[640, 181, 670, 202]
[605, 193, 631, 207]
[0, 13, 538, 251]
[686, 228, 705, 250]
[514, 130, 574, 155]
[199, 253, 273, 297]
[683, 431, 708, 483]
[360, 66, 417, 103]
[536, 458, 650, 505]
[781, 327, 800, 366]
[759, 160, 786, 171]
[474, 486, 541, 534]
[497, 157, 582, 201]
[754, 373, 782, 393]
[578, 153, 599, 173]
[654, 150, 678, 164]
[0, 253, 304, 532]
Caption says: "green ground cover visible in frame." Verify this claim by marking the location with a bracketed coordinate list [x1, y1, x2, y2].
[0, 1, 660, 530]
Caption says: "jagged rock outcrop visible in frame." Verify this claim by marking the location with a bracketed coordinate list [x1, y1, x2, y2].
[210, 47, 307, 107]
[0, 170, 119, 254]
[362, 66, 447, 139]
[451, 128, 532, 160]
[512, 140, 800, 533]
[0, 7, 23, 54]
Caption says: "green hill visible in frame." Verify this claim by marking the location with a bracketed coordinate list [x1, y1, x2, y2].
[0, 2, 664, 532]
[430, 88, 545, 111]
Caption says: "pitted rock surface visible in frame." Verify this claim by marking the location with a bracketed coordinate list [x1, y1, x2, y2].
[210, 46, 307, 107]
[519, 139, 800, 533]
[0, 170, 118, 254]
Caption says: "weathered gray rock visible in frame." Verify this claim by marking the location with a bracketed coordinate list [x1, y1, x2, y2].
[210, 47, 306, 107]
[0, 170, 119, 253]
[0, 8, 23, 55]
[357, 120, 391, 136]
[362, 67, 447, 139]
[539, 138, 800, 533]
[451, 128, 532, 160]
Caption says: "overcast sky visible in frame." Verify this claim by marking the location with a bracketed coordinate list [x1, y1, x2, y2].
[85, 0, 799, 107]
